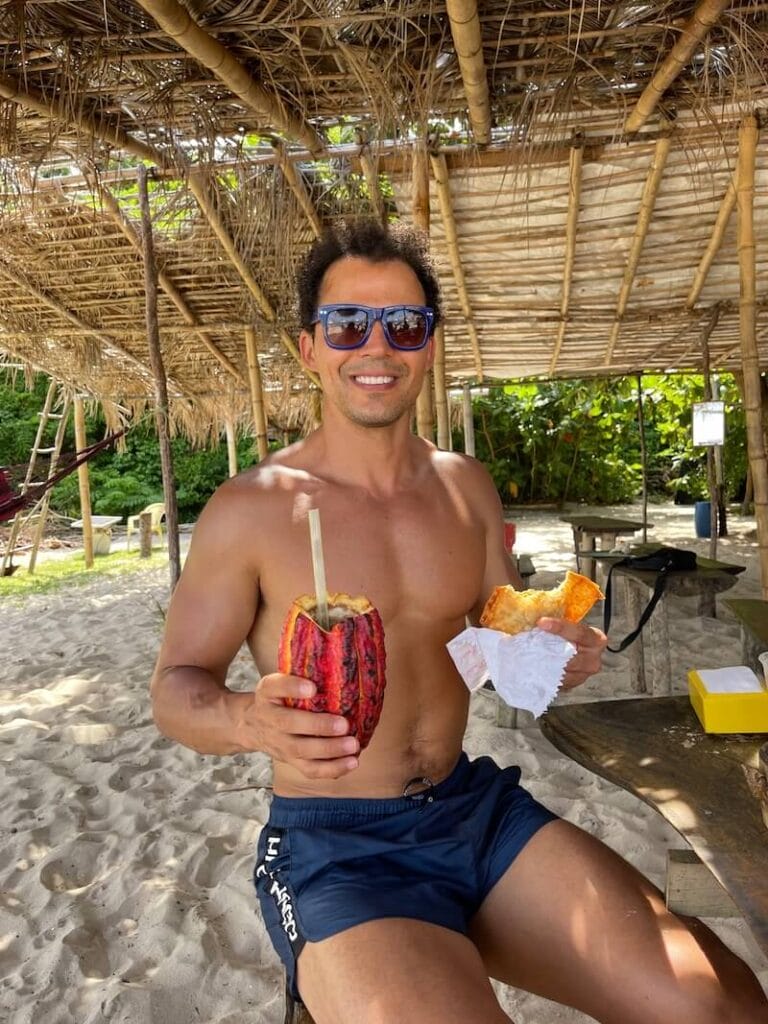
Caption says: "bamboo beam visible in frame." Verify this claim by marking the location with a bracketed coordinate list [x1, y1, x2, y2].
[87, 170, 247, 384]
[135, 0, 324, 156]
[186, 170, 319, 387]
[430, 151, 483, 381]
[604, 134, 672, 365]
[685, 177, 737, 310]
[445, 0, 492, 145]
[138, 165, 181, 589]
[736, 114, 768, 597]
[271, 139, 322, 238]
[412, 142, 434, 441]
[550, 140, 584, 374]
[244, 327, 270, 460]
[0, 72, 169, 168]
[73, 397, 94, 569]
[624, 0, 731, 134]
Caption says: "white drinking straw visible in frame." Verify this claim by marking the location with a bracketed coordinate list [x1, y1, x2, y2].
[308, 508, 330, 630]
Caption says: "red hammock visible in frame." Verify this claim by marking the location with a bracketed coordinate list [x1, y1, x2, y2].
[0, 428, 128, 523]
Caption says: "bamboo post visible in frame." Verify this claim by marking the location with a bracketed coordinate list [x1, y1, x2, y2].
[433, 324, 450, 450]
[73, 397, 94, 569]
[624, 0, 731, 134]
[357, 136, 387, 225]
[736, 115, 768, 598]
[139, 511, 153, 558]
[700, 312, 720, 559]
[412, 142, 434, 441]
[244, 327, 270, 460]
[636, 375, 648, 544]
[550, 139, 583, 374]
[462, 383, 476, 457]
[225, 418, 238, 478]
[138, 164, 181, 589]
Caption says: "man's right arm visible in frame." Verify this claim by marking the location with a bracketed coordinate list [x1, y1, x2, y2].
[150, 482, 361, 777]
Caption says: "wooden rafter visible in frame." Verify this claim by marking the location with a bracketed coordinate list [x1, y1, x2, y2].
[0, 72, 169, 168]
[549, 139, 583, 374]
[429, 151, 483, 381]
[624, 0, 731, 134]
[85, 169, 247, 385]
[445, 0, 491, 145]
[271, 139, 322, 238]
[187, 170, 319, 387]
[604, 134, 672, 365]
[685, 177, 737, 309]
[135, 0, 324, 157]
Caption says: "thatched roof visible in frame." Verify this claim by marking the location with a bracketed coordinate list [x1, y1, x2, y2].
[0, 1, 766, 435]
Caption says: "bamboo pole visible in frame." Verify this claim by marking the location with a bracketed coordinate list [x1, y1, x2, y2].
[357, 138, 387, 225]
[271, 138, 323, 238]
[736, 114, 768, 597]
[429, 151, 483, 381]
[225, 419, 238, 478]
[0, 73, 169, 168]
[445, 0, 491, 145]
[700, 309, 721, 558]
[636, 375, 648, 544]
[412, 142, 434, 441]
[186, 170, 319, 387]
[624, 0, 731, 134]
[138, 165, 181, 589]
[135, 0, 324, 157]
[604, 134, 672, 365]
[462, 383, 476, 457]
[244, 327, 270, 460]
[73, 397, 94, 569]
[433, 325, 450, 450]
[87, 171, 246, 385]
[685, 178, 737, 310]
[550, 140, 583, 374]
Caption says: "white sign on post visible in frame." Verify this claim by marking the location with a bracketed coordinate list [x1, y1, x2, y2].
[692, 401, 725, 447]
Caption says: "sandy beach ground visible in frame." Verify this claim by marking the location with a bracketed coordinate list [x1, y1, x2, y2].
[1, 501, 766, 1023]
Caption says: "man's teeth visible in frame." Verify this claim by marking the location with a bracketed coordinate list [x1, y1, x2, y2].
[355, 375, 394, 384]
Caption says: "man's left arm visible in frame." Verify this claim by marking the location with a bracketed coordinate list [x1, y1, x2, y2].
[467, 461, 606, 690]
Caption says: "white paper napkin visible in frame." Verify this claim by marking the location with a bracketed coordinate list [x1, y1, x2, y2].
[447, 626, 576, 718]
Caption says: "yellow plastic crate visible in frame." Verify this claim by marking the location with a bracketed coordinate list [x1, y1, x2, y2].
[688, 669, 768, 734]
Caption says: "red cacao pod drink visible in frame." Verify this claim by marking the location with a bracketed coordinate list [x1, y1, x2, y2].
[278, 593, 387, 750]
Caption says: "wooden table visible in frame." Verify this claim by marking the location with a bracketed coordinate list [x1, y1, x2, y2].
[71, 514, 122, 555]
[611, 556, 745, 695]
[540, 697, 768, 959]
[560, 515, 649, 581]
[724, 599, 768, 676]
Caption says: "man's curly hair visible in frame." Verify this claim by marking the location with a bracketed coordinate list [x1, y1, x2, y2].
[296, 219, 442, 332]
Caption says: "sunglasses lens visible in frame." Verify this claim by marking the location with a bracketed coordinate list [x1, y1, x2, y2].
[384, 307, 428, 349]
[324, 307, 370, 348]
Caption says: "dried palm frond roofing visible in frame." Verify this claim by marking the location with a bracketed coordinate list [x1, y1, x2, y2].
[0, 1, 766, 436]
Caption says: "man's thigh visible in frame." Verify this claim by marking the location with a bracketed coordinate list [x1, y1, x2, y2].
[469, 819, 767, 1024]
[296, 918, 511, 1024]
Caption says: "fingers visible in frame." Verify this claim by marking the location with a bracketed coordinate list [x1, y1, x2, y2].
[538, 619, 607, 690]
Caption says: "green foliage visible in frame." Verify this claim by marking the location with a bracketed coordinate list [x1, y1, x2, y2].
[0, 548, 168, 601]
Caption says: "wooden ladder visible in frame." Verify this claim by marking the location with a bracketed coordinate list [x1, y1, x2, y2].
[0, 380, 72, 576]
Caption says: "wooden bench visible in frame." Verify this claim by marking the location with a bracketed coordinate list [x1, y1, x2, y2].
[539, 696, 768, 957]
[724, 598, 768, 675]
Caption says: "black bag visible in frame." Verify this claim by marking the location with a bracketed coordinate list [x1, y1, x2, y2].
[603, 547, 698, 652]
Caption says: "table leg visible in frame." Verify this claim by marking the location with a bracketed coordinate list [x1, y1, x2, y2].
[625, 579, 647, 694]
[647, 595, 672, 696]
[697, 582, 717, 618]
[575, 529, 597, 581]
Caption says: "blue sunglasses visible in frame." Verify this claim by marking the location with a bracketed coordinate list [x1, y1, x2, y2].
[312, 304, 434, 351]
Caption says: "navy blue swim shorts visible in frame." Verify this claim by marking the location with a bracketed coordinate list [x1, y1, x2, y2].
[253, 752, 557, 998]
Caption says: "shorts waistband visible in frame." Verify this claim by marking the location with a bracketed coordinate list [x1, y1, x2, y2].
[268, 752, 470, 828]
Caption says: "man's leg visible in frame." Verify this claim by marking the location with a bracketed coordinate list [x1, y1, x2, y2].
[470, 819, 768, 1024]
[296, 918, 512, 1024]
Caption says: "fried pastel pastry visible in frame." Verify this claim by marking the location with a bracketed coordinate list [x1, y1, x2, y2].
[480, 571, 604, 635]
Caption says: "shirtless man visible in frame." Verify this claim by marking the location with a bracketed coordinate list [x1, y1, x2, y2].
[151, 221, 767, 1024]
